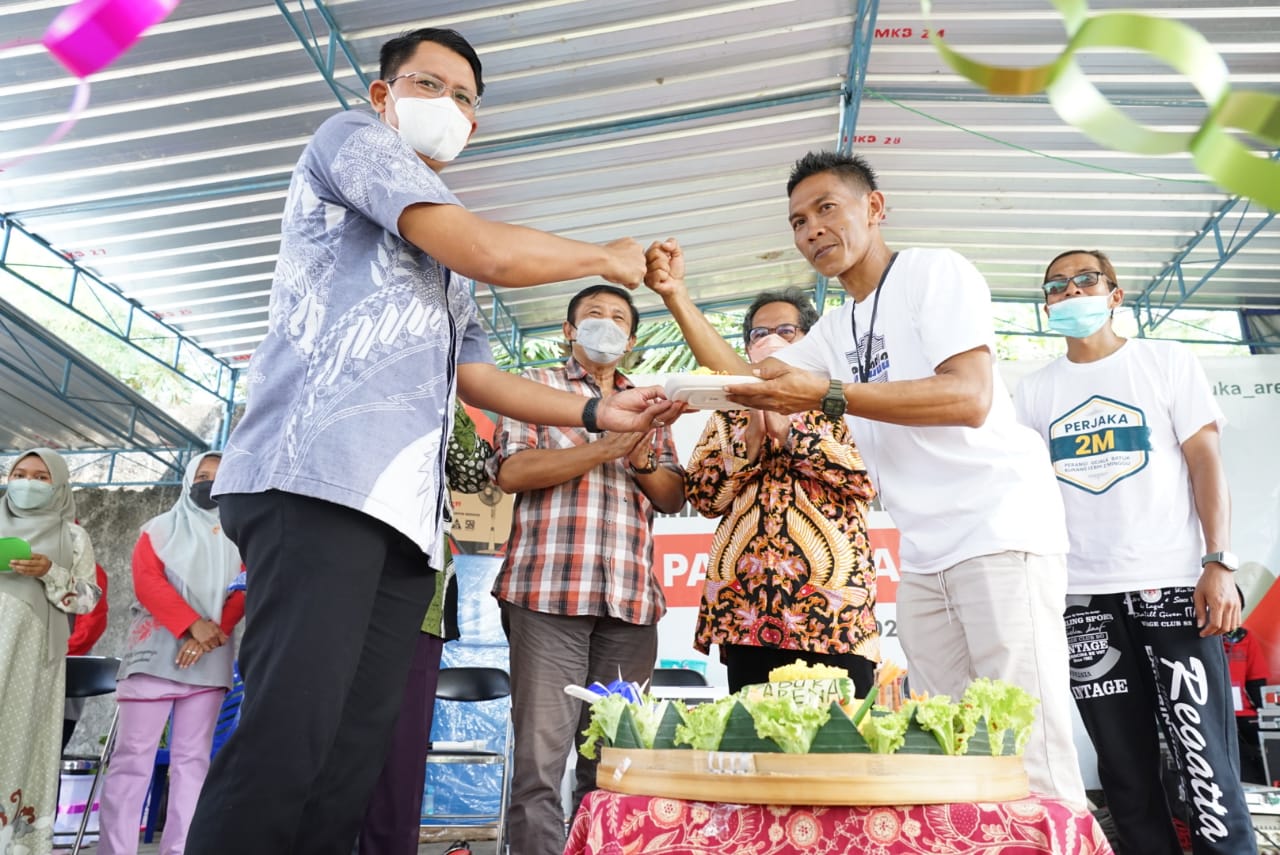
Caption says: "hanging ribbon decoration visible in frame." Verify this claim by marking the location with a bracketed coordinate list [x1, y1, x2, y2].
[1, 0, 180, 171]
[920, 0, 1280, 211]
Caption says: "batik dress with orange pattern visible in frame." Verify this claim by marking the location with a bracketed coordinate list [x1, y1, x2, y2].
[685, 409, 879, 661]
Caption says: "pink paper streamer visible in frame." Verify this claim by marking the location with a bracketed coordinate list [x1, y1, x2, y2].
[0, 79, 92, 172]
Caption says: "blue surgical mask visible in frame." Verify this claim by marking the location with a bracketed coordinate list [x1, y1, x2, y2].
[573, 318, 629, 365]
[1047, 295, 1113, 339]
[5, 479, 54, 510]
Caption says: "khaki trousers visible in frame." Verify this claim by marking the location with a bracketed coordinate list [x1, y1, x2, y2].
[896, 551, 1086, 809]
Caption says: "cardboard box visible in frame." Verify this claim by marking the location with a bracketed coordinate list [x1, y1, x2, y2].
[450, 487, 512, 555]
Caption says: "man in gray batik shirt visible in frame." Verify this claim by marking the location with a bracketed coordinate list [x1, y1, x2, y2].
[187, 27, 679, 855]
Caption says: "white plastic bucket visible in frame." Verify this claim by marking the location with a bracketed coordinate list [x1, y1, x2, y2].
[55, 760, 100, 841]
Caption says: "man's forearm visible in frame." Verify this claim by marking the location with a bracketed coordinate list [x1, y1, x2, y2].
[634, 466, 686, 514]
[843, 371, 991, 428]
[1183, 426, 1231, 553]
[739, 348, 993, 427]
[399, 204, 620, 288]
[495, 444, 608, 493]
[458, 363, 589, 427]
[660, 289, 750, 374]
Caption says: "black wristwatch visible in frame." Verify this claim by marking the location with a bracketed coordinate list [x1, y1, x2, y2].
[1201, 551, 1239, 572]
[820, 379, 846, 420]
[581, 396, 601, 434]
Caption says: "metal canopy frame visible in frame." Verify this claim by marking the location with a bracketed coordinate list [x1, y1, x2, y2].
[1, 216, 235, 402]
[0, 295, 206, 486]
[1132, 154, 1280, 339]
[3, 0, 1275, 486]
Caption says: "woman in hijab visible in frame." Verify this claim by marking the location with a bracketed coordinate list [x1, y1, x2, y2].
[97, 452, 244, 855]
[0, 448, 102, 855]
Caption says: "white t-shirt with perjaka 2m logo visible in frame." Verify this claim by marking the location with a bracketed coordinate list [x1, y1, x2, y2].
[1014, 338, 1224, 594]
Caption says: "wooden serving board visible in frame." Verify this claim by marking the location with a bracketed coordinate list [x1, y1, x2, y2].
[597, 748, 1029, 805]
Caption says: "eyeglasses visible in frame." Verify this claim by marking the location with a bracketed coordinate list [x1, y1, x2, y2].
[746, 324, 801, 346]
[1043, 270, 1107, 297]
[386, 71, 480, 111]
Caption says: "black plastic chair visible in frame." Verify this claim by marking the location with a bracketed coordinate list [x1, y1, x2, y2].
[425, 667, 512, 854]
[62, 655, 122, 855]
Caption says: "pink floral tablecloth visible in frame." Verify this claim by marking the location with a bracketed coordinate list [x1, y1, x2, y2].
[565, 789, 1115, 854]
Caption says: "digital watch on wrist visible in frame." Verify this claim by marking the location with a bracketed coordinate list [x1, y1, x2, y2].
[820, 379, 846, 420]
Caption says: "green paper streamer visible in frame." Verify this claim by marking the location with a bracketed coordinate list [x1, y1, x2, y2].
[921, 0, 1280, 210]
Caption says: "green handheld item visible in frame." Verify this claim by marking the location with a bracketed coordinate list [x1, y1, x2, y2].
[0, 537, 33, 571]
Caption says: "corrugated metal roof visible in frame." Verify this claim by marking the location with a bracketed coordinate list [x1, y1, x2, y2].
[0, 293, 206, 483]
[2, 0, 1277, 460]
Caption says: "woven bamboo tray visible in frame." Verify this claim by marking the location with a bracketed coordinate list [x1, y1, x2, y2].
[597, 747, 1029, 805]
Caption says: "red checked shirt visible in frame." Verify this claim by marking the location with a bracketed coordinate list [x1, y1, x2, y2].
[490, 359, 680, 626]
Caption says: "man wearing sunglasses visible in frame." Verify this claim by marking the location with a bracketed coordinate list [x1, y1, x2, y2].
[1014, 250, 1256, 855]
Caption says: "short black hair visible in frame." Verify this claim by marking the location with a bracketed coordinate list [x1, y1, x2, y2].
[743, 288, 820, 344]
[567, 284, 639, 336]
[786, 151, 878, 197]
[379, 28, 484, 97]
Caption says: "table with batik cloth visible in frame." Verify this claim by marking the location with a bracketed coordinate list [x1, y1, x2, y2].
[564, 789, 1115, 854]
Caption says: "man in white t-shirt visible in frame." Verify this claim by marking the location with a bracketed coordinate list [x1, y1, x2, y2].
[1014, 249, 1255, 855]
[645, 151, 1085, 807]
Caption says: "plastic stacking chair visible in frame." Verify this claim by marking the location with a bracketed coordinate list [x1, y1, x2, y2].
[425, 667, 512, 855]
[62, 655, 122, 855]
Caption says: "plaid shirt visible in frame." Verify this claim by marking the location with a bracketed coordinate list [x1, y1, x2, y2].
[490, 359, 679, 626]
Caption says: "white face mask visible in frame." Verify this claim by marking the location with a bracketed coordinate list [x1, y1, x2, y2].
[388, 91, 473, 162]
[573, 318, 630, 366]
[6, 479, 54, 510]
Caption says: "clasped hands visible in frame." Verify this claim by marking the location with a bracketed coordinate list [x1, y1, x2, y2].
[594, 235, 831, 425]
[176, 618, 228, 668]
[594, 430, 659, 471]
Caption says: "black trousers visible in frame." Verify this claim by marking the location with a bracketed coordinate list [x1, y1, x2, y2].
[723, 644, 876, 697]
[357, 632, 445, 855]
[1065, 588, 1257, 855]
[185, 491, 435, 855]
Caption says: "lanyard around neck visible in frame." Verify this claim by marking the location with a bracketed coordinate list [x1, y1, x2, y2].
[850, 252, 899, 383]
